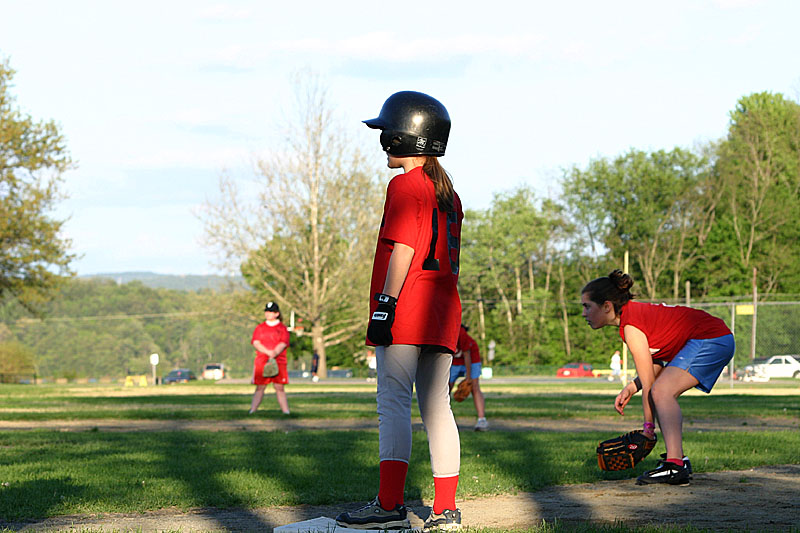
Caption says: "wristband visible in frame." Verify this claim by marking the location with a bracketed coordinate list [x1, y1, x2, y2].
[643, 422, 655, 432]
[374, 293, 398, 308]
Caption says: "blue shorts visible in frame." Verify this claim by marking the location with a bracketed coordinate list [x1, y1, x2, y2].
[450, 362, 482, 383]
[666, 334, 735, 393]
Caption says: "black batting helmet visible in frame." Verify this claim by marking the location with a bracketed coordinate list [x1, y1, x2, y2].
[363, 91, 450, 157]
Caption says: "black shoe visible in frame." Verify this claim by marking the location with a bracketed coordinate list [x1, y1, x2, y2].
[660, 453, 692, 478]
[637, 460, 691, 486]
[424, 508, 462, 531]
[335, 497, 411, 530]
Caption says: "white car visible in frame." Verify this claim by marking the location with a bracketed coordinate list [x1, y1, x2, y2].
[201, 363, 226, 380]
[749, 355, 800, 380]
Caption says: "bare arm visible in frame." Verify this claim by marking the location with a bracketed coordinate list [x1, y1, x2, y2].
[382, 242, 414, 298]
[616, 365, 665, 415]
[623, 325, 656, 426]
[253, 340, 287, 358]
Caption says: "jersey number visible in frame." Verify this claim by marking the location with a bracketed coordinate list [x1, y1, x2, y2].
[422, 208, 460, 275]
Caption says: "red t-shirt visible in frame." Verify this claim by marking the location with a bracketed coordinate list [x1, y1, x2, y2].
[252, 321, 290, 364]
[454, 327, 481, 365]
[619, 301, 731, 362]
[368, 166, 463, 352]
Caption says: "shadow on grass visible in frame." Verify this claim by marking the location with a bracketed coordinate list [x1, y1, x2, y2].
[157, 431, 271, 531]
[465, 429, 596, 525]
[0, 477, 85, 527]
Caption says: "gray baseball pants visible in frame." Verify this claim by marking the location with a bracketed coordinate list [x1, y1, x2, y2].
[376, 344, 460, 477]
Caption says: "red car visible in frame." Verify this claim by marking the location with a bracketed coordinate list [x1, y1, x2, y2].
[556, 362, 594, 378]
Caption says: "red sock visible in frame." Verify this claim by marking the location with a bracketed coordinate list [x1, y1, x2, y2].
[433, 475, 459, 514]
[378, 460, 408, 510]
[666, 457, 685, 467]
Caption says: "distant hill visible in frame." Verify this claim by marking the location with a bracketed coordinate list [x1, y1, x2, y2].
[80, 272, 247, 292]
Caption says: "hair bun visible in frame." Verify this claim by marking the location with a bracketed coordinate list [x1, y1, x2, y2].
[609, 269, 634, 291]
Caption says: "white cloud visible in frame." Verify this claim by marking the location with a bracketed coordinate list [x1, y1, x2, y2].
[726, 23, 764, 45]
[205, 44, 254, 70]
[262, 32, 548, 62]
[62, 204, 217, 274]
[122, 147, 256, 169]
[710, 0, 764, 8]
[196, 4, 252, 21]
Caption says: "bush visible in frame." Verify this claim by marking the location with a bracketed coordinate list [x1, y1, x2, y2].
[0, 341, 37, 383]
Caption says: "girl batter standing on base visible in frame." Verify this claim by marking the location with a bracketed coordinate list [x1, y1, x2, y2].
[336, 91, 464, 530]
[581, 270, 734, 486]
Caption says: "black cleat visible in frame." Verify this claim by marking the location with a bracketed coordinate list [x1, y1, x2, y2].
[424, 508, 462, 531]
[335, 497, 411, 530]
[637, 460, 691, 486]
[660, 453, 692, 478]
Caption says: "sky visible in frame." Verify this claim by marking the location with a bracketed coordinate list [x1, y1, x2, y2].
[1, 0, 798, 276]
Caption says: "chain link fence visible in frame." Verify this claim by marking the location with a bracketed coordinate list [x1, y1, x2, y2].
[2, 299, 799, 383]
[696, 301, 800, 369]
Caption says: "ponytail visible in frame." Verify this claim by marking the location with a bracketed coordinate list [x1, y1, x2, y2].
[582, 269, 635, 314]
[423, 157, 455, 212]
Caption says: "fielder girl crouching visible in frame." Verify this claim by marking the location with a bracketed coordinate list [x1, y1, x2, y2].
[581, 270, 735, 486]
[336, 91, 464, 530]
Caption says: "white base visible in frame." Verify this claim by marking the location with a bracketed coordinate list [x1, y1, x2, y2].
[274, 516, 419, 533]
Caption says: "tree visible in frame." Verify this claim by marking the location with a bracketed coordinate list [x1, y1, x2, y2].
[561, 148, 716, 300]
[200, 74, 384, 377]
[0, 58, 75, 310]
[459, 187, 571, 364]
[715, 92, 800, 295]
[0, 340, 36, 382]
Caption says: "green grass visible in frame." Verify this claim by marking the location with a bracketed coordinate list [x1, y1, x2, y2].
[1, 381, 799, 525]
[1, 382, 798, 422]
[0, 429, 798, 520]
[0, 525, 774, 533]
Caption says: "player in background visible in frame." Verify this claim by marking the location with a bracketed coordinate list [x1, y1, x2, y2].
[449, 324, 488, 431]
[336, 91, 464, 531]
[310, 351, 320, 382]
[581, 270, 735, 485]
[249, 301, 291, 415]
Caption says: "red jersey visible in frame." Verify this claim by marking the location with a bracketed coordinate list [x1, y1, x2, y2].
[252, 321, 290, 364]
[368, 166, 463, 352]
[454, 326, 480, 365]
[619, 301, 731, 362]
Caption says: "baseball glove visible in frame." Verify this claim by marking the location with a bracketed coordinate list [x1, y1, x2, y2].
[453, 378, 472, 402]
[262, 358, 279, 378]
[596, 430, 657, 471]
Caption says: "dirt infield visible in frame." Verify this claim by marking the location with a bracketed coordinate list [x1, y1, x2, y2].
[6, 464, 799, 532]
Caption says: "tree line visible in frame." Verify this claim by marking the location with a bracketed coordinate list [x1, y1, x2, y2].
[2, 59, 799, 378]
[202, 79, 800, 376]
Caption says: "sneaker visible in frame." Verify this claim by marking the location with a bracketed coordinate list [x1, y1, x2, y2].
[474, 418, 489, 432]
[335, 497, 411, 530]
[636, 460, 691, 486]
[660, 453, 692, 478]
[424, 508, 462, 531]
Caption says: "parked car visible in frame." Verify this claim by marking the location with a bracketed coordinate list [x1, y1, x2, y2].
[201, 363, 226, 380]
[556, 362, 594, 378]
[748, 355, 800, 380]
[741, 357, 770, 379]
[163, 369, 197, 384]
[327, 368, 354, 378]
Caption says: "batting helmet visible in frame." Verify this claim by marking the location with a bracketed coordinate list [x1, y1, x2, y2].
[363, 91, 450, 157]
